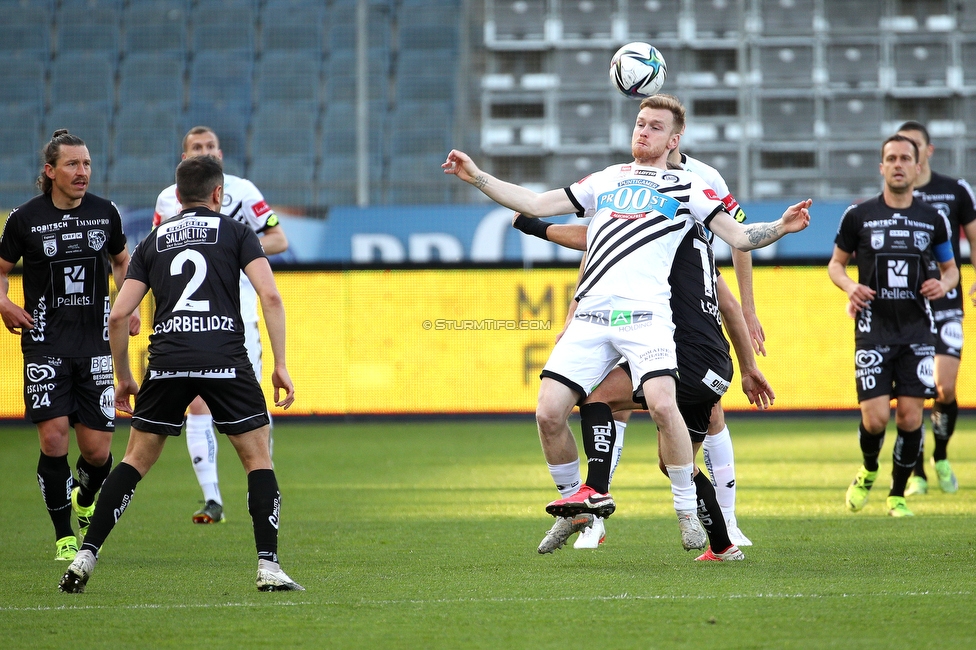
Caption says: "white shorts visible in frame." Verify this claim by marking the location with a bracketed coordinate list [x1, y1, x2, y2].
[244, 320, 262, 378]
[542, 298, 677, 399]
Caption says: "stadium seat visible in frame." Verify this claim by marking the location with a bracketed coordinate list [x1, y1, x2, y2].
[0, 53, 46, 113]
[757, 45, 815, 88]
[119, 52, 185, 109]
[759, 0, 815, 35]
[553, 48, 615, 91]
[963, 42, 976, 87]
[825, 43, 881, 89]
[555, 0, 614, 42]
[823, 0, 881, 33]
[892, 39, 950, 87]
[190, 0, 256, 55]
[396, 49, 456, 79]
[824, 147, 883, 198]
[114, 104, 181, 159]
[0, 105, 42, 161]
[485, 0, 546, 43]
[0, 4, 51, 57]
[181, 102, 250, 165]
[50, 53, 115, 109]
[823, 95, 884, 140]
[322, 102, 385, 157]
[758, 97, 815, 141]
[555, 97, 612, 147]
[250, 105, 318, 158]
[688, 0, 742, 39]
[247, 156, 316, 206]
[43, 104, 111, 177]
[326, 50, 391, 102]
[621, 0, 680, 42]
[55, 5, 119, 56]
[0, 154, 39, 206]
[122, 2, 189, 56]
[188, 52, 253, 112]
[327, 2, 392, 54]
[108, 154, 179, 208]
[255, 51, 323, 108]
[259, 0, 326, 53]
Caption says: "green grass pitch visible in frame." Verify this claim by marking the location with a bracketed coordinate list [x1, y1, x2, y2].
[1, 415, 974, 649]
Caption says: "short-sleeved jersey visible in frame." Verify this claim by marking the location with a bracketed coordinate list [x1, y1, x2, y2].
[566, 164, 725, 304]
[913, 171, 976, 319]
[0, 192, 127, 357]
[153, 174, 279, 323]
[680, 154, 746, 224]
[835, 195, 953, 345]
[126, 206, 266, 370]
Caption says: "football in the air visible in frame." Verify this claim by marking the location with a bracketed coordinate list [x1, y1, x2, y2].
[609, 42, 668, 99]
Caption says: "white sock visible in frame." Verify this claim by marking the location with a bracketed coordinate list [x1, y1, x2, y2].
[186, 413, 222, 504]
[548, 460, 582, 497]
[607, 420, 627, 487]
[665, 463, 697, 512]
[703, 425, 736, 520]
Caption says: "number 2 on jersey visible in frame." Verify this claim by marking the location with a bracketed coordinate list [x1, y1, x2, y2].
[170, 249, 210, 312]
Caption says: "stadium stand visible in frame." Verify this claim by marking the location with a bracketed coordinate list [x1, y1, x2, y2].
[1, 0, 976, 209]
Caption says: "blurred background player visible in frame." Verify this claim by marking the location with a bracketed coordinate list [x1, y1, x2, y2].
[60, 155, 300, 593]
[895, 121, 976, 496]
[0, 130, 137, 561]
[153, 126, 289, 524]
[828, 134, 957, 517]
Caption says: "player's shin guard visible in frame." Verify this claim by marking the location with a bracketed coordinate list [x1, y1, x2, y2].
[75, 452, 113, 508]
[79, 462, 142, 554]
[37, 452, 74, 540]
[247, 469, 280, 564]
[890, 427, 923, 497]
[703, 426, 736, 519]
[581, 403, 616, 494]
[666, 463, 698, 512]
[858, 422, 885, 472]
[693, 470, 732, 552]
[931, 400, 957, 461]
[186, 413, 221, 504]
[547, 460, 582, 497]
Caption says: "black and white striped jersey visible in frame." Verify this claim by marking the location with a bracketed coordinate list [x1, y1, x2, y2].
[566, 164, 725, 304]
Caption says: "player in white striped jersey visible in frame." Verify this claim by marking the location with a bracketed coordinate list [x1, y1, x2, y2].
[153, 127, 289, 525]
[443, 94, 811, 550]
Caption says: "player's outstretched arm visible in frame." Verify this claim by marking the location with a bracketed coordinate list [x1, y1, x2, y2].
[709, 199, 812, 252]
[108, 278, 149, 414]
[827, 245, 875, 312]
[442, 149, 576, 217]
[244, 257, 294, 410]
[0, 258, 33, 334]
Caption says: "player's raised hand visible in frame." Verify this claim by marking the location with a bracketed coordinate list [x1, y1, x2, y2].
[780, 199, 812, 233]
[114, 377, 139, 415]
[273, 366, 295, 410]
[442, 149, 481, 184]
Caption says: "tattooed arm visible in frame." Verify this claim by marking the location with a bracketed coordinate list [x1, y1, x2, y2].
[708, 199, 812, 251]
[442, 149, 576, 217]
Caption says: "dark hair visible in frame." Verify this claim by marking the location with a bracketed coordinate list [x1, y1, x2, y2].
[896, 120, 930, 145]
[881, 134, 919, 162]
[176, 155, 223, 204]
[37, 129, 87, 193]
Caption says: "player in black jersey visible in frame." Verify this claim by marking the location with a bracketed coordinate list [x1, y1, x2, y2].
[895, 121, 976, 496]
[0, 130, 138, 562]
[828, 134, 958, 518]
[59, 156, 302, 593]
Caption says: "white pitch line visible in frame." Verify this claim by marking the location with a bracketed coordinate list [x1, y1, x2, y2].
[1, 590, 971, 613]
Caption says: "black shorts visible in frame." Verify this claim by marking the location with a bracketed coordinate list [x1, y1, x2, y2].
[854, 343, 936, 402]
[626, 345, 732, 441]
[131, 366, 269, 436]
[23, 355, 115, 431]
[930, 290, 963, 358]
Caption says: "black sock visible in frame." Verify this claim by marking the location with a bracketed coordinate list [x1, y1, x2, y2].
[580, 402, 616, 494]
[75, 452, 113, 508]
[932, 400, 957, 461]
[79, 462, 142, 554]
[858, 422, 885, 472]
[890, 427, 923, 497]
[37, 452, 74, 540]
[912, 433, 927, 480]
[247, 469, 280, 564]
[694, 470, 732, 552]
